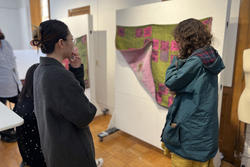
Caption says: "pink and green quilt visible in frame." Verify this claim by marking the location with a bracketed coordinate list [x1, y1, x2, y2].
[115, 18, 212, 108]
[62, 35, 90, 88]
[76, 35, 90, 88]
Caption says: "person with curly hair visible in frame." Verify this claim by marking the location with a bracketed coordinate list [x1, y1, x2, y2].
[161, 18, 225, 167]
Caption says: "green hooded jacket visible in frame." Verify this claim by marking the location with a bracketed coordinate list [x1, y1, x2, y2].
[161, 46, 225, 162]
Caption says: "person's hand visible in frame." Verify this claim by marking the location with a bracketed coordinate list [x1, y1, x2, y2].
[69, 47, 81, 68]
[169, 90, 176, 96]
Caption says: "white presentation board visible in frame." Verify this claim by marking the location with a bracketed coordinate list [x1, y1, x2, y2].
[112, 1, 230, 165]
[14, 49, 45, 80]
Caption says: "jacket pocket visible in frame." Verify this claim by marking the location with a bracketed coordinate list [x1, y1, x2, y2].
[162, 121, 181, 147]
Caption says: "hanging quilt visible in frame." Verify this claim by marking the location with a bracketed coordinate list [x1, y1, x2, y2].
[75, 35, 90, 88]
[115, 18, 212, 108]
[63, 35, 90, 88]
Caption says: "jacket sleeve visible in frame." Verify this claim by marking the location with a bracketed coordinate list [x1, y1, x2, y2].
[49, 70, 96, 128]
[69, 64, 85, 90]
[165, 56, 201, 91]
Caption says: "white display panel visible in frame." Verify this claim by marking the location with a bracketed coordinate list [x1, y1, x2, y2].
[61, 15, 102, 115]
[14, 49, 45, 80]
[113, 1, 230, 165]
[61, 15, 90, 39]
[93, 31, 108, 110]
[221, 0, 240, 87]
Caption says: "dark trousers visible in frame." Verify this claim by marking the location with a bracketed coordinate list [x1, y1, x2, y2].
[0, 95, 18, 106]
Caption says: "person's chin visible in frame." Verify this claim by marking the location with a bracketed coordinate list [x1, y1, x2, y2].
[64, 55, 71, 60]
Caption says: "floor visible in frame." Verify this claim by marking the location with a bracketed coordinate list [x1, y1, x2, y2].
[0, 114, 236, 167]
[0, 114, 172, 167]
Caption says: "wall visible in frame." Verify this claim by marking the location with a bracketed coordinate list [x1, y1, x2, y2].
[19, 0, 33, 49]
[0, 0, 19, 8]
[49, 0, 97, 28]
[0, 0, 32, 49]
[49, 0, 161, 113]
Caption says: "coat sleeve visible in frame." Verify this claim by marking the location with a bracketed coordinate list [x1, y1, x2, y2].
[165, 56, 201, 91]
[69, 64, 85, 90]
[49, 69, 96, 128]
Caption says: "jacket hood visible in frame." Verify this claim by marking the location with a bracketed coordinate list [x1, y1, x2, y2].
[192, 46, 225, 74]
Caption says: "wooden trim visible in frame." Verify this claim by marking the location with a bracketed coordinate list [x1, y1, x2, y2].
[48, 0, 51, 19]
[219, 0, 250, 166]
[29, 0, 42, 28]
[68, 5, 90, 17]
[219, 86, 234, 163]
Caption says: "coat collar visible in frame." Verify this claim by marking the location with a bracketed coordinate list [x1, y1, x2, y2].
[40, 57, 64, 68]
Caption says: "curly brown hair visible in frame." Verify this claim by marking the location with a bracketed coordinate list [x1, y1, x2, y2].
[174, 18, 212, 59]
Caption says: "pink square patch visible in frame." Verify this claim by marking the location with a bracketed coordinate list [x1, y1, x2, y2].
[168, 96, 174, 107]
[159, 83, 168, 95]
[156, 92, 162, 103]
[152, 39, 159, 50]
[160, 50, 169, 62]
[152, 50, 158, 62]
[171, 40, 179, 51]
[144, 26, 152, 37]
[117, 27, 125, 37]
[202, 18, 212, 26]
[135, 28, 143, 38]
[161, 41, 169, 51]
[202, 18, 212, 32]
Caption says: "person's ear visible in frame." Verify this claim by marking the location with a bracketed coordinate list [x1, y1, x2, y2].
[57, 39, 64, 49]
[30, 40, 34, 46]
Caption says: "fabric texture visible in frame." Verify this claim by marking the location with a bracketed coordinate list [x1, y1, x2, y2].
[76, 35, 90, 88]
[62, 35, 90, 88]
[161, 46, 225, 162]
[161, 142, 214, 167]
[15, 97, 46, 167]
[171, 153, 214, 167]
[115, 18, 212, 108]
[34, 57, 97, 167]
[0, 40, 22, 97]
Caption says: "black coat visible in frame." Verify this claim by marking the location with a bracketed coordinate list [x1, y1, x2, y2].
[15, 97, 46, 167]
[33, 57, 97, 167]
